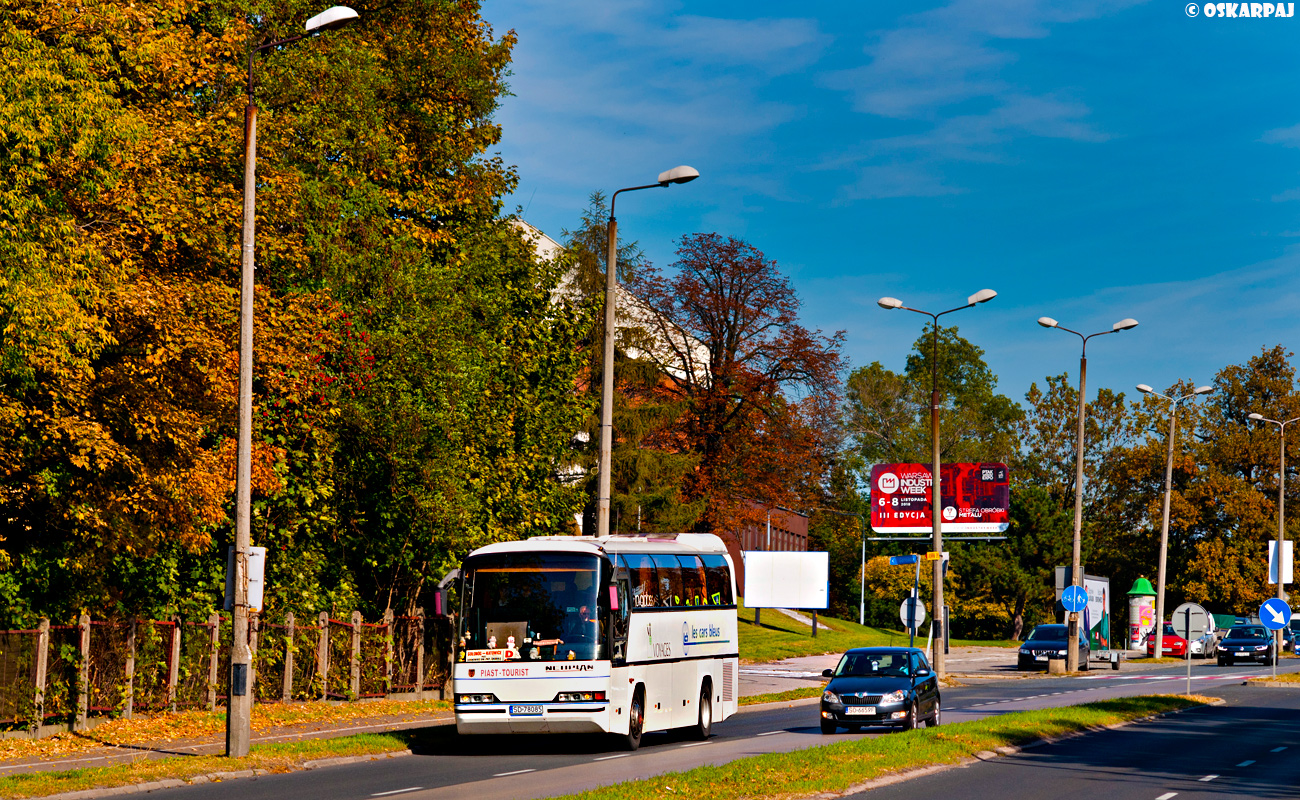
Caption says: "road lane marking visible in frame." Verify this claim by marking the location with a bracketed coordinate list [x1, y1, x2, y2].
[593, 754, 630, 761]
[1198, 775, 1218, 782]
[1156, 793, 1178, 800]
[1272, 746, 1288, 753]
[1237, 761, 1255, 767]
[756, 731, 783, 736]
[372, 789, 423, 797]
[494, 769, 537, 777]
[680, 741, 711, 747]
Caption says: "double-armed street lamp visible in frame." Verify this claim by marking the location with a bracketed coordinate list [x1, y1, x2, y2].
[230, 5, 358, 758]
[1247, 411, 1300, 660]
[876, 289, 997, 677]
[1138, 383, 1212, 662]
[595, 166, 699, 539]
[1037, 317, 1138, 672]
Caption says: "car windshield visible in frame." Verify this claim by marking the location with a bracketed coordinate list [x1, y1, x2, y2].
[834, 652, 911, 677]
[1227, 626, 1267, 639]
[1162, 624, 1178, 636]
[1027, 626, 1067, 642]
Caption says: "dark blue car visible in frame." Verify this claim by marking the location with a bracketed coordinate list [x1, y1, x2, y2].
[819, 647, 940, 733]
[1017, 624, 1090, 670]
[1218, 625, 1275, 665]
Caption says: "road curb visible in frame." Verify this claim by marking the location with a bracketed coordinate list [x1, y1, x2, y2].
[1245, 680, 1299, 687]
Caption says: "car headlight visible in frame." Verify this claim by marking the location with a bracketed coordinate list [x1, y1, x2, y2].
[1255, 645, 1269, 651]
[1056, 650, 1067, 656]
[879, 690, 906, 705]
[822, 690, 840, 703]
[1018, 647, 1030, 654]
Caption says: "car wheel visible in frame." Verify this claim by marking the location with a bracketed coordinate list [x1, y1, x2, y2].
[928, 705, 942, 727]
[901, 704, 917, 732]
[692, 685, 712, 740]
[1081, 654, 1089, 671]
[1217, 656, 1227, 667]
[621, 688, 645, 751]
[820, 720, 837, 734]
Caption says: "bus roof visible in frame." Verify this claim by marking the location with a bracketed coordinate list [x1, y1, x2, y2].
[467, 533, 729, 559]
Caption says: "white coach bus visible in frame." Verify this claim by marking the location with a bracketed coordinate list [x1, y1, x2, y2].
[452, 533, 739, 749]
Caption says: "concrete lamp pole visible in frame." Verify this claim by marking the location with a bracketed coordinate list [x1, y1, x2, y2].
[230, 5, 358, 758]
[877, 288, 997, 677]
[1038, 316, 1138, 672]
[1137, 383, 1212, 665]
[1246, 411, 1300, 663]
[596, 166, 699, 539]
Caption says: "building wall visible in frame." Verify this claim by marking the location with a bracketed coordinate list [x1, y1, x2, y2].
[724, 503, 810, 595]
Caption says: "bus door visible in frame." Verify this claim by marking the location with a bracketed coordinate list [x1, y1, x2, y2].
[610, 556, 631, 665]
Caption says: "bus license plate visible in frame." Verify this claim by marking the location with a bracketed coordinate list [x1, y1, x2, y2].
[510, 705, 543, 716]
[845, 706, 875, 715]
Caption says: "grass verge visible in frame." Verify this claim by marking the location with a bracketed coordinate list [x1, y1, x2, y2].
[1249, 671, 1300, 683]
[556, 694, 1211, 800]
[737, 687, 823, 706]
[737, 603, 1015, 663]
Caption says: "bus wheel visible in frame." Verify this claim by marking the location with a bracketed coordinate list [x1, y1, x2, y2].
[622, 688, 645, 751]
[692, 684, 712, 740]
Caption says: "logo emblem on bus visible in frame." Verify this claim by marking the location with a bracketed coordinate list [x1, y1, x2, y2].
[683, 622, 690, 647]
[647, 623, 653, 648]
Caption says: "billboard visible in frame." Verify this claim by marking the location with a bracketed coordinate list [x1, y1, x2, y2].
[870, 463, 1010, 533]
[1055, 569, 1111, 652]
[742, 551, 829, 609]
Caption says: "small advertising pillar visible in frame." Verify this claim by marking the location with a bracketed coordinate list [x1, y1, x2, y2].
[1126, 577, 1156, 652]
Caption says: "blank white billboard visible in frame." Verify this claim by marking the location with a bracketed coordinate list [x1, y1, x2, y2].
[743, 551, 829, 609]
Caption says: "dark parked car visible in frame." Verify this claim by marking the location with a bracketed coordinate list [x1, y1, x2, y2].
[1017, 624, 1090, 671]
[1217, 625, 1275, 665]
[819, 647, 940, 733]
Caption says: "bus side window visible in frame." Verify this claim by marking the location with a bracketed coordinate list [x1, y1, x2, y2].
[678, 555, 707, 606]
[609, 556, 629, 663]
[623, 553, 659, 607]
[702, 555, 733, 606]
[651, 555, 683, 607]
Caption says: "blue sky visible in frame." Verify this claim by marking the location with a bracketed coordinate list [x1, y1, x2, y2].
[484, 0, 1300, 406]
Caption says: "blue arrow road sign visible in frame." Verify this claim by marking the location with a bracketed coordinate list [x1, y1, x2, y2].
[889, 555, 920, 566]
[1061, 585, 1088, 613]
[1260, 598, 1293, 631]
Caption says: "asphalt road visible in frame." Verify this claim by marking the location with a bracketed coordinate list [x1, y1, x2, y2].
[135, 657, 1299, 800]
[862, 684, 1300, 800]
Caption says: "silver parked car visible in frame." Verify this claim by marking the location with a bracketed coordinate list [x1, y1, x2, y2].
[1188, 629, 1218, 658]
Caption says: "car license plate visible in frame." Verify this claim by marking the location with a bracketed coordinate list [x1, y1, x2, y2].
[845, 706, 876, 715]
[1035, 655, 1049, 661]
[510, 705, 543, 716]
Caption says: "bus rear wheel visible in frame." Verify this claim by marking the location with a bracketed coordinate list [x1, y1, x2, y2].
[692, 684, 713, 740]
[621, 688, 645, 751]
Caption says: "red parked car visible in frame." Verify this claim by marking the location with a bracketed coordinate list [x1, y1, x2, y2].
[1146, 623, 1188, 657]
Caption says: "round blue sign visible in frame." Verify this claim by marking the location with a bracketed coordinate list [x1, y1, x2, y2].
[1260, 598, 1292, 631]
[1061, 585, 1088, 613]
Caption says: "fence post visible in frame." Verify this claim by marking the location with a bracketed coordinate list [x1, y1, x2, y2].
[282, 612, 294, 703]
[349, 610, 361, 700]
[249, 611, 259, 702]
[32, 618, 49, 735]
[383, 608, 394, 697]
[415, 609, 425, 699]
[206, 612, 219, 711]
[168, 617, 181, 713]
[124, 619, 136, 719]
[317, 612, 329, 701]
[76, 614, 90, 731]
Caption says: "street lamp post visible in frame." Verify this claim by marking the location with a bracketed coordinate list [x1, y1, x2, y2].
[230, 5, 358, 758]
[1138, 383, 1212, 663]
[1037, 317, 1138, 672]
[804, 507, 868, 625]
[596, 166, 699, 539]
[1246, 411, 1300, 662]
[877, 289, 997, 677]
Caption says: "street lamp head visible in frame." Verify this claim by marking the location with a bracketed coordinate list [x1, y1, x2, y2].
[968, 288, 997, 305]
[1113, 318, 1139, 331]
[1249, 412, 1265, 421]
[1037, 316, 1059, 329]
[658, 165, 700, 186]
[1137, 384, 1154, 394]
[1193, 385, 1213, 395]
[305, 5, 359, 33]
[877, 297, 903, 310]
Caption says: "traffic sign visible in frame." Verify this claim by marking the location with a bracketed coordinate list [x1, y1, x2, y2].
[925, 551, 950, 562]
[1260, 598, 1293, 631]
[1171, 602, 1209, 641]
[889, 554, 920, 566]
[899, 597, 927, 629]
[1060, 585, 1087, 613]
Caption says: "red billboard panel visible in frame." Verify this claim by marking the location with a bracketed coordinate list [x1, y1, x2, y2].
[870, 463, 1010, 533]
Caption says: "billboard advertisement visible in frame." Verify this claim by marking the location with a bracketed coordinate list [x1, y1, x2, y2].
[742, 551, 829, 609]
[869, 463, 1010, 533]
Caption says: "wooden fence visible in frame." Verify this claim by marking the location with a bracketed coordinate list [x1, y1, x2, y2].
[0, 609, 451, 738]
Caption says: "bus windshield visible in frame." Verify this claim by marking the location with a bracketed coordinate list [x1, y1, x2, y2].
[460, 552, 607, 662]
